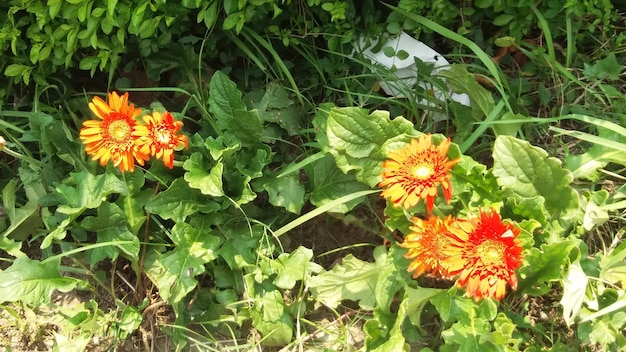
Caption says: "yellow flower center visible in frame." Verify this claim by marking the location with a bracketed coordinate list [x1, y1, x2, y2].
[108, 120, 131, 142]
[476, 240, 505, 266]
[414, 165, 433, 179]
[154, 127, 171, 145]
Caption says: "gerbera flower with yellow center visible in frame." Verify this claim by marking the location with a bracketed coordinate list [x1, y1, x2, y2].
[378, 134, 459, 212]
[79, 92, 149, 172]
[135, 111, 188, 169]
[401, 215, 467, 279]
[445, 209, 524, 301]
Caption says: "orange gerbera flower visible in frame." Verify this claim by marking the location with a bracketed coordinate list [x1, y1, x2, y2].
[378, 134, 459, 212]
[135, 111, 188, 169]
[80, 92, 149, 172]
[401, 215, 467, 279]
[445, 209, 524, 301]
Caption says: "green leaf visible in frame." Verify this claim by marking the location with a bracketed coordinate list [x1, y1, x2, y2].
[261, 175, 305, 214]
[259, 247, 323, 289]
[217, 224, 263, 270]
[517, 240, 578, 296]
[308, 154, 369, 213]
[565, 128, 626, 181]
[55, 171, 128, 215]
[317, 106, 415, 187]
[492, 136, 579, 225]
[438, 65, 495, 123]
[583, 52, 622, 81]
[309, 246, 391, 310]
[209, 70, 263, 145]
[43, 171, 128, 248]
[560, 261, 588, 326]
[119, 189, 152, 235]
[145, 178, 221, 223]
[0, 257, 80, 305]
[80, 202, 140, 266]
[145, 222, 220, 304]
[183, 152, 225, 197]
[246, 278, 294, 347]
[1, 180, 41, 243]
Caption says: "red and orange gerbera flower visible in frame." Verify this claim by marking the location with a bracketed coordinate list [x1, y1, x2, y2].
[79, 92, 150, 172]
[401, 215, 467, 279]
[80, 92, 189, 172]
[445, 209, 524, 301]
[378, 134, 459, 212]
[135, 111, 189, 169]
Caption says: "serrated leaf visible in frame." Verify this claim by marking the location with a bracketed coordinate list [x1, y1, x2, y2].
[259, 247, 323, 289]
[145, 178, 220, 223]
[493, 136, 579, 223]
[261, 175, 305, 214]
[517, 240, 578, 296]
[561, 261, 588, 326]
[309, 246, 391, 310]
[320, 106, 415, 187]
[308, 154, 369, 213]
[183, 152, 225, 197]
[209, 70, 263, 145]
[0, 256, 80, 305]
[80, 202, 140, 266]
[145, 222, 220, 304]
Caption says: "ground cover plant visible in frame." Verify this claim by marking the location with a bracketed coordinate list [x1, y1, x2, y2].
[1, 0, 625, 351]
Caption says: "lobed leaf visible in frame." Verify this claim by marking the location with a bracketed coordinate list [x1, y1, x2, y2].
[145, 178, 221, 223]
[80, 202, 140, 266]
[145, 222, 220, 304]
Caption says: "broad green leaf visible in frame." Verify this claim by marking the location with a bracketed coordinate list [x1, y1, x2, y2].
[246, 277, 294, 347]
[245, 82, 302, 135]
[209, 70, 263, 145]
[0, 256, 79, 305]
[320, 106, 415, 187]
[80, 202, 140, 266]
[308, 154, 369, 213]
[261, 175, 305, 214]
[217, 223, 264, 270]
[145, 178, 221, 223]
[183, 152, 225, 197]
[561, 261, 588, 326]
[145, 222, 220, 304]
[309, 246, 392, 310]
[55, 171, 128, 215]
[259, 247, 323, 289]
[493, 136, 579, 224]
[43, 171, 127, 248]
[517, 240, 578, 296]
